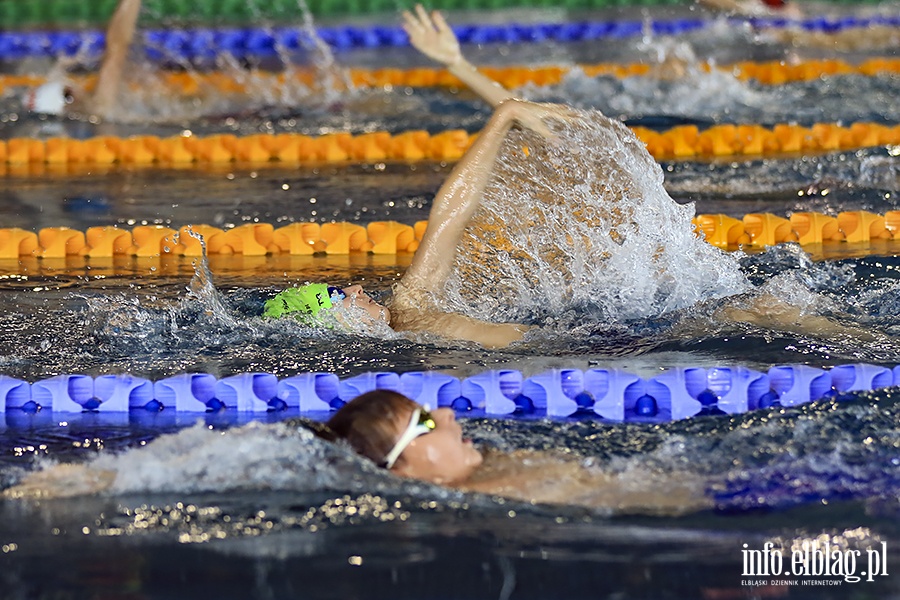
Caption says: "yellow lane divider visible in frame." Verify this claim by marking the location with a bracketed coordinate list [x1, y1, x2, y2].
[0, 129, 471, 169]
[0, 121, 898, 171]
[633, 122, 899, 159]
[0, 221, 423, 260]
[2, 211, 899, 260]
[695, 211, 900, 247]
[2, 58, 899, 97]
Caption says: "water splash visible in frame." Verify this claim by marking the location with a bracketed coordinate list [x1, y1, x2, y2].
[184, 228, 243, 331]
[858, 155, 900, 191]
[524, 66, 771, 123]
[83, 229, 260, 357]
[445, 106, 750, 326]
[292, 0, 354, 106]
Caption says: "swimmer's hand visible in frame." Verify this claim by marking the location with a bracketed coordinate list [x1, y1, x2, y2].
[499, 99, 567, 141]
[402, 5, 463, 67]
[401, 3, 516, 108]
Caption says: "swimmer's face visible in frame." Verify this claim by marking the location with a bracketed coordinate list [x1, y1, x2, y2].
[341, 284, 391, 325]
[391, 407, 483, 486]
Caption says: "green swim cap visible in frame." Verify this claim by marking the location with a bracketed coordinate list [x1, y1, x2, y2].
[263, 283, 335, 320]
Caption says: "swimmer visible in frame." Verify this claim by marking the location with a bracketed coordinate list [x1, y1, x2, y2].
[307, 390, 708, 513]
[266, 8, 589, 348]
[0, 389, 700, 514]
[698, 0, 897, 54]
[266, 96, 560, 348]
[23, 0, 140, 118]
[2, 389, 708, 514]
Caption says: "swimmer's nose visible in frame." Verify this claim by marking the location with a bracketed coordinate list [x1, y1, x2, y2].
[344, 284, 377, 304]
[432, 407, 456, 423]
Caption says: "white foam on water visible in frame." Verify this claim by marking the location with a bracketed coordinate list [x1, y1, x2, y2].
[7, 422, 384, 499]
[443, 105, 750, 327]
[103, 422, 354, 494]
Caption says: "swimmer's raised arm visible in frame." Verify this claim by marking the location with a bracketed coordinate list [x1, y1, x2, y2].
[391, 99, 564, 347]
[402, 5, 513, 108]
[89, 0, 141, 117]
[401, 99, 559, 292]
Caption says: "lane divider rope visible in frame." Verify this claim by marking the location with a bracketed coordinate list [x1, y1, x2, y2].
[0, 121, 897, 170]
[3, 57, 899, 98]
[0, 12, 897, 57]
[3, 210, 900, 260]
[0, 363, 894, 422]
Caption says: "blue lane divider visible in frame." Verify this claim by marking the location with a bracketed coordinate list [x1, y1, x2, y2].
[0, 363, 896, 422]
[1, 15, 898, 61]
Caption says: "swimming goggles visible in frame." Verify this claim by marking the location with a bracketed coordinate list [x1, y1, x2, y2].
[328, 287, 346, 300]
[380, 407, 436, 469]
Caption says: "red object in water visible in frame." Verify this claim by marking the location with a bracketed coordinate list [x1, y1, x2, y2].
[760, 0, 787, 7]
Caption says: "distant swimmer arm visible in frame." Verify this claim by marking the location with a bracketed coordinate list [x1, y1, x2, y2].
[402, 4, 514, 108]
[90, 0, 141, 118]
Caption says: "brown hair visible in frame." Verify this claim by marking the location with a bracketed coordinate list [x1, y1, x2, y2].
[324, 390, 418, 467]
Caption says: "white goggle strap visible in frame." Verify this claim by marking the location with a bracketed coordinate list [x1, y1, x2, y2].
[382, 408, 426, 469]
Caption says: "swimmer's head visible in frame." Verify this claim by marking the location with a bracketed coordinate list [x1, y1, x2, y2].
[339, 284, 392, 325]
[326, 390, 483, 486]
[23, 81, 73, 115]
[263, 283, 391, 326]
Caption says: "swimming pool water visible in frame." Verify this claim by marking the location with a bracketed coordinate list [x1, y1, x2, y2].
[2, 3, 900, 598]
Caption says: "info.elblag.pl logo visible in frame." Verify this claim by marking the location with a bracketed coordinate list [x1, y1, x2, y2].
[741, 540, 889, 586]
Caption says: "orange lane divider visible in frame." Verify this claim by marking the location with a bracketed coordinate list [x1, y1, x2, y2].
[0, 221, 425, 259]
[1, 121, 898, 169]
[630, 122, 900, 160]
[4, 58, 900, 98]
[692, 210, 900, 248]
[3, 211, 900, 260]
[353, 58, 900, 89]
[0, 129, 476, 168]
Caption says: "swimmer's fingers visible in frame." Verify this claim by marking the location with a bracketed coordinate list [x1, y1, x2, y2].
[430, 9, 456, 43]
[516, 113, 555, 140]
[534, 102, 579, 121]
[400, 9, 425, 37]
[506, 100, 571, 140]
[401, 4, 462, 66]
